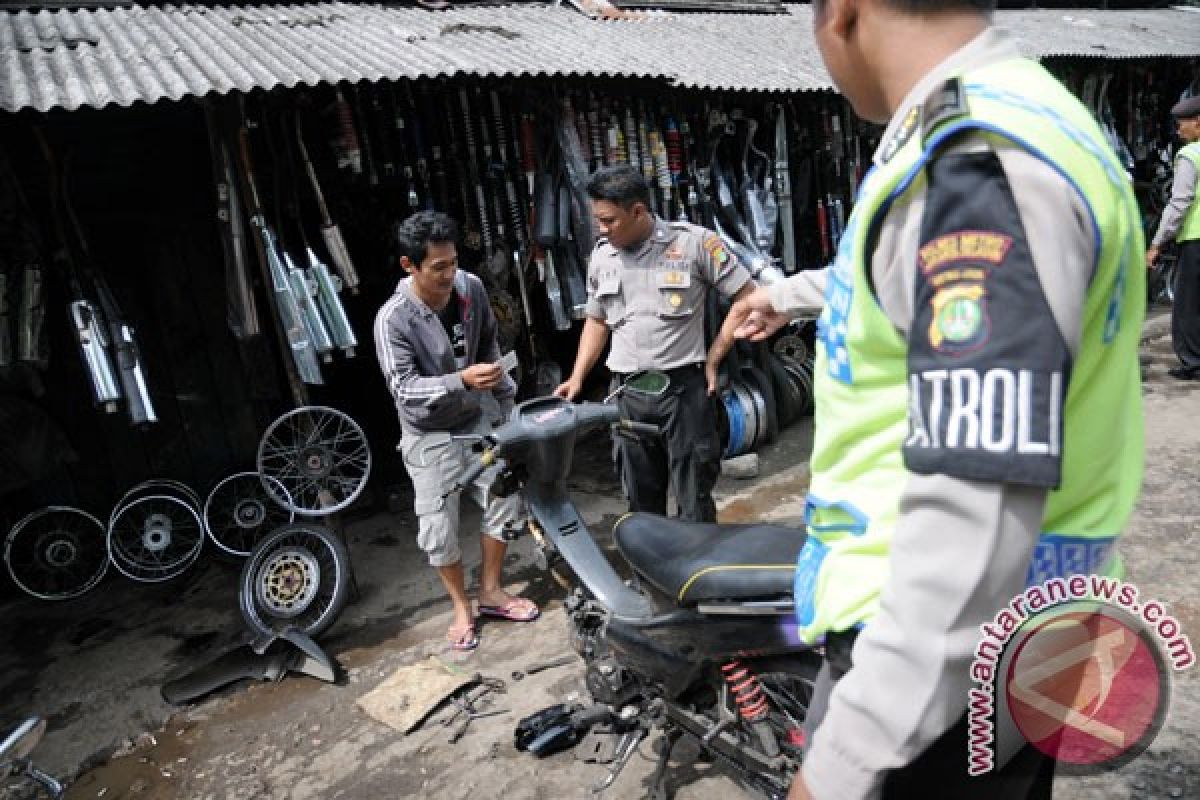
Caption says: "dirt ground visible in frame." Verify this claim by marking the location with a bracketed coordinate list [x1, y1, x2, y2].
[2, 309, 1197, 800]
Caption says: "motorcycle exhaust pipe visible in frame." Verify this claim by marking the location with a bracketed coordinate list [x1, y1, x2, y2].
[69, 299, 121, 413]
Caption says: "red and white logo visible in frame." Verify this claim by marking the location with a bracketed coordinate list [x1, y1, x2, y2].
[1004, 606, 1167, 769]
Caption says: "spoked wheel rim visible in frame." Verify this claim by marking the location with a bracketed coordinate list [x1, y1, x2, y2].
[107, 495, 204, 583]
[240, 523, 350, 638]
[108, 479, 201, 532]
[4, 507, 108, 600]
[256, 406, 371, 516]
[203, 472, 295, 557]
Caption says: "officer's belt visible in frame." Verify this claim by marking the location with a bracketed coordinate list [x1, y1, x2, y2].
[611, 363, 704, 384]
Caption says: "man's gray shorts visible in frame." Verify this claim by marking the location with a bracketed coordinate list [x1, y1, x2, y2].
[399, 416, 525, 567]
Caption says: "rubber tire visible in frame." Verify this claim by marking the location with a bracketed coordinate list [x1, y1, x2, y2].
[239, 522, 351, 640]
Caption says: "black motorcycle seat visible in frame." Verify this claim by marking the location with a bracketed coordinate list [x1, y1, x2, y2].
[613, 513, 806, 606]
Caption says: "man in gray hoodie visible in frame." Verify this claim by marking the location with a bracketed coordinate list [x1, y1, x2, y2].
[374, 211, 538, 651]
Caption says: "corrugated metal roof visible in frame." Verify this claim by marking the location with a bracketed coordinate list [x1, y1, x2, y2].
[1, 3, 1197, 113]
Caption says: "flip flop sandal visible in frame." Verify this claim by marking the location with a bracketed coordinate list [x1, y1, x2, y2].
[478, 598, 540, 622]
[447, 623, 479, 652]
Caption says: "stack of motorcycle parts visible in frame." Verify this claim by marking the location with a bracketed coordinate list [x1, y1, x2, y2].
[106, 479, 205, 583]
[3, 506, 109, 600]
[202, 471, 295, 558]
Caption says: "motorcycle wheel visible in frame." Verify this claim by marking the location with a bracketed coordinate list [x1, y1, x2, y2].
[239, 522, 351, 639]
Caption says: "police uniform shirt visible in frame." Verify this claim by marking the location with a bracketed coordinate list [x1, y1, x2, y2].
[767, 29, 1101, 799]
[1151, 154, 1197, 247]
[585, 218, 753, 373]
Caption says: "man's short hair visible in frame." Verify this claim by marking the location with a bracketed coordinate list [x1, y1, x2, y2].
[586, 165, 653, 211]
[394, 210, 459, 267]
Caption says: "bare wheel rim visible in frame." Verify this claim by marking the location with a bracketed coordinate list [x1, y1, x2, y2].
[107, 495, 204, 583]
[108, 479, 200, 532]
[4, 507, 108, 600]
[203, 472, 295, 557]
[256, 406, 372, 516]
[244, 526, 345, 634]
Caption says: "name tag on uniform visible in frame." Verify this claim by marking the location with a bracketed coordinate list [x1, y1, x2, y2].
[656, 270, 691, 289]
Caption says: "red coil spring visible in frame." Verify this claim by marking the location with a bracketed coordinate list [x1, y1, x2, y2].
[721, 660, 770, 722]
[665, 118, 683, 180]
[335, 90, 362, 174]
[520, 115, 537, 174]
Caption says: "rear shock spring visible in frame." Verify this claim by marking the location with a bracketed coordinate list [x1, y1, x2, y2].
[721, 660, 770, 722]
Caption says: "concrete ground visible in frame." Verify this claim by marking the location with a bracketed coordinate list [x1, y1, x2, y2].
[1, 308, 1196, 800]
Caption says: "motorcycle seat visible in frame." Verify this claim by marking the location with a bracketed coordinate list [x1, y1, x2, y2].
[613, 513, 806, 606]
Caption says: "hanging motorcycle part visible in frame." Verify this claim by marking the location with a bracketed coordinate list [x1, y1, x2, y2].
[107, 494, 205, 583]
[256, 405, 371, 516]
[234, 103, 322, 394]
[4, 506, 109, 600]
[203, 472, 296, 558]
[202, 100, 261, 339]
[239, 521, 352, 639]
[281, 112, 356, 358]
[33, 132, 121, 414]
[61, 150, 158, 427]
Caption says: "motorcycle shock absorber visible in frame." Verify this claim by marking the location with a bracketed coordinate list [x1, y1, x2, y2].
[721, 660, 782, 758]
[721, 660, 769, 722]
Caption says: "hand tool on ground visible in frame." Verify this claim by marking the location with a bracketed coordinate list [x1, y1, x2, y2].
[511, 654, 575, 681]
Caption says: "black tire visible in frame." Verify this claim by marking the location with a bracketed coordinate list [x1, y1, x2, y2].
[239, 522, 351, 639]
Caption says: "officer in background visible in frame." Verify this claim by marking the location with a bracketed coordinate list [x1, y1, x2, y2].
[554, 165, 755, 522]
[1147, 95, 1200, 379]
[709, 0, 1144, 796]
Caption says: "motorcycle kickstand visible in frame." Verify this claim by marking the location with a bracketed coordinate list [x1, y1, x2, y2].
[648, 725, 682, 800]
[590, 728, 646, 794]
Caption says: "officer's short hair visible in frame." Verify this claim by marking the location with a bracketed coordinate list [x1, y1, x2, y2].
[817, 0, 995, 11]
[586, 165, 653, 211]
[394, 210, 459, 268]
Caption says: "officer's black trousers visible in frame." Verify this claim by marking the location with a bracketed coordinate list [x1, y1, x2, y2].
[614, 365, 721, 523]
[1172, 239, 1200, 370]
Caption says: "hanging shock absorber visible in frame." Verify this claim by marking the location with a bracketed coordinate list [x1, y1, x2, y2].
[721, 660, 782, 758]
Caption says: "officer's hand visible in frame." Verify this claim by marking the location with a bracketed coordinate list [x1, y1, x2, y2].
[705, 359, 721, 397]
[462, 363, 504, 391]
[554, 377, 582, 401]
[726, 287, 789, 342]
[787, 772, 814, 800]
[1146, 246, 1160, 269]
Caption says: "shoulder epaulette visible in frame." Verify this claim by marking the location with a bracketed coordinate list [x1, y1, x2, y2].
[920, 77, 969, 143]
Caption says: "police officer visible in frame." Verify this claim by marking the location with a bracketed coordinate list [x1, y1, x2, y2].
[1147, 95, 1200, 379]
[710, 0, 1143, 797]
[554, 165, 755, 522]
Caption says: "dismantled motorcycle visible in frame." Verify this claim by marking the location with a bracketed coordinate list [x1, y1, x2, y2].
[0, 717, 63, 799]
[408, 371, 818, 798]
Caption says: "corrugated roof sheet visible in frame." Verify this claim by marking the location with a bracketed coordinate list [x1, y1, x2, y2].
[1, 3, 1197, 113]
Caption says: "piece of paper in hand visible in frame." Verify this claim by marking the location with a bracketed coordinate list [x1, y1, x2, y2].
[499, 350, 519, 374]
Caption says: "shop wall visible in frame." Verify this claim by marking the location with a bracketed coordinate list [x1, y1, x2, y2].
[0, 102, 283, 522]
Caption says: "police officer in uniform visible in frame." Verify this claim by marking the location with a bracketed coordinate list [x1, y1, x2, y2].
[710, 0, 1144, 797]
[1147, 95, 1200, 379]
[555, 165, 755, 522]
